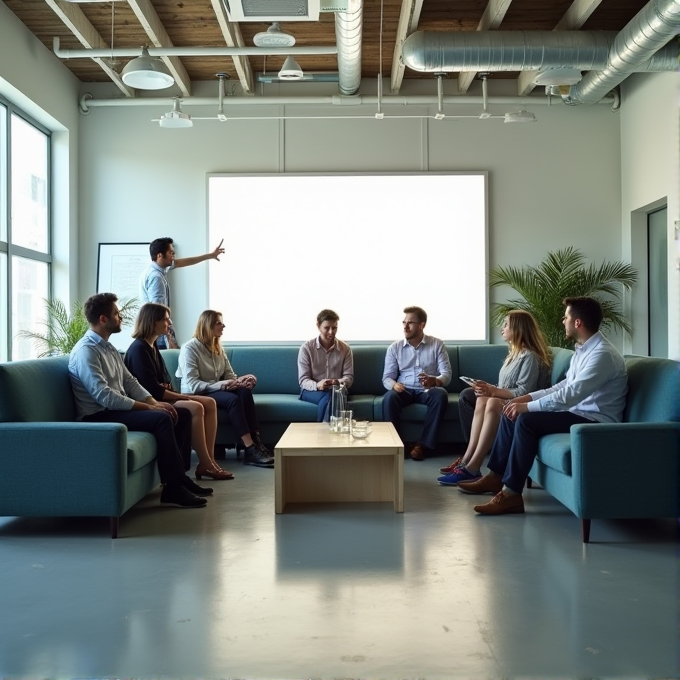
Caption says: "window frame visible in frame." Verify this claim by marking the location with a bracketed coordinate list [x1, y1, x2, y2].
[0, 95, 52, 362]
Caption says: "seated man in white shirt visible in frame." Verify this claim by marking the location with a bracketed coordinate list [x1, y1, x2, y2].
[298, 309, 354, 422]
[458, 296, 628, 515]
[68, 293, 212, 508]
[382, 306, 452, 461]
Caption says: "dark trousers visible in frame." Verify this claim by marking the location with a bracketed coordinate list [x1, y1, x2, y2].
[382, 387, 448, 450]
[208, 387, 259, 438]
[458, 387, 477, 443]
[299, 389, 332, 422]
[83, 408, 192, 483]
[487, 411, 592, 493]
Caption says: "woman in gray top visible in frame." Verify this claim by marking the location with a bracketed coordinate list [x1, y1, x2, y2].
[177, 310, 274, 468]
[438, 310, 552, 485]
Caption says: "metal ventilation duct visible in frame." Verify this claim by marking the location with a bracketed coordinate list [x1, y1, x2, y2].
[565, 0, 680, 105]
[335, 0, 363, 95]
[401, 30, 678, 76]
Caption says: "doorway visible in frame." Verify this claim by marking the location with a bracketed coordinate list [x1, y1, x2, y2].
[647, 207, 668, 357]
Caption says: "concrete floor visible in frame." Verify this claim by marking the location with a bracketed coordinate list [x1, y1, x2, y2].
[0, 449, 677, 679]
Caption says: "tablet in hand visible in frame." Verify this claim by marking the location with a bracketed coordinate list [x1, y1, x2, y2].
[459, 376, 477, 386]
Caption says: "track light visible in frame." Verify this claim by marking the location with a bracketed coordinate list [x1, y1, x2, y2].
[159, 98, 192, 128]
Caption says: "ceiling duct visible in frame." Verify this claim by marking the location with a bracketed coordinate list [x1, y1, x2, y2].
[401, 30, 678, 77]
[565, 0, 680, 105]
[335, 0, 363, 95]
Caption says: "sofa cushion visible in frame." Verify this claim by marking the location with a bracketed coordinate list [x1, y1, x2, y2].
[252, 394, 318, 421]
[231, 346, 301, 395]
[550, 347, 574, 385]
[347, 395, 376, 421]
[537, 433, 572, 475]
[0, 356, 76, 423]
[126, 431, 157, 473]
[351, 346, 392, 395]
[623, 356, 680, 423]
[457, 345, 509, 390]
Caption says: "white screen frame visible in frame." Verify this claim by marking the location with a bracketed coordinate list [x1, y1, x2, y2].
[208, 172, 488, 343]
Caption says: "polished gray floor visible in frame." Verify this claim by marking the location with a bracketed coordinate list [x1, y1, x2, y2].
[0, 449, 677, 679]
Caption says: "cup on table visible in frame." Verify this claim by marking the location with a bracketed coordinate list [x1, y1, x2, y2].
[340, 410, 353, 433]
[351, 420, 372, 439]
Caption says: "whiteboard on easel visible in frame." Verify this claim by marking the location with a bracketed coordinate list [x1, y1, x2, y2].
[96, 242, 150, 351]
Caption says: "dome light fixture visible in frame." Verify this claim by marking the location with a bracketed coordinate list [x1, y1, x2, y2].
[122, 47, 174, 90]
[278, 55, 304, 80]
[504, 109, 537, 123]
[159, 98, 193, 128]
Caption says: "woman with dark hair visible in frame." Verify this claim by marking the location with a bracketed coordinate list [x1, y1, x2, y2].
[124, 303, 233, 481]
[176, 310, 274, 468]
[437, 310, 552, 486]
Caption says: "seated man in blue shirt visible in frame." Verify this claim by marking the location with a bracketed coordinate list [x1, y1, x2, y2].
[68, 293, 212, 509]
[458, 296, 628, 515]
[382, 306, 452, 460]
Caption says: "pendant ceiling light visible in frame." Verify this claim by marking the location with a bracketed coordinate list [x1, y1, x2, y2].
[159, 98, 192, 128]
[278, 55, 304, 80]
[122, 47, 174, 90]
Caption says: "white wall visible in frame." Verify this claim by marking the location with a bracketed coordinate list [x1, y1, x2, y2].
[78, 88, 623, 345]
[0, 2, 81, 305]
[620, 72, 680, 360]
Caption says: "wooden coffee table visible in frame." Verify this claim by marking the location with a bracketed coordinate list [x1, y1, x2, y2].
[274, 422, 404, 513]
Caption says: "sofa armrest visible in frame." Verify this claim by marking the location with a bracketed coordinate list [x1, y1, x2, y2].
[0, 422, 130, 516]
[570, 422, 680, 519]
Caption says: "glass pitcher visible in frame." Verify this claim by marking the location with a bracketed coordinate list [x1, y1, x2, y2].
[329, 383, 347, 433]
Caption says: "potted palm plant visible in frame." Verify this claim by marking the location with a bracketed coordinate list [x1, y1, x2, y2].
[18, 297, 139, 357]
[490, 247, 637, 349]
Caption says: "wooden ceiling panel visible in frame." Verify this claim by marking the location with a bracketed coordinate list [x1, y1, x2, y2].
[1, 0, 656, 87]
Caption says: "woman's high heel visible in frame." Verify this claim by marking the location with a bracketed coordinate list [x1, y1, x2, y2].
[195, 464, 234, 481]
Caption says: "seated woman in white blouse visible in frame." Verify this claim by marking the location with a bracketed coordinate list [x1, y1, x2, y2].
[437, 310, 552, 486]
[177, 310, 274, 468]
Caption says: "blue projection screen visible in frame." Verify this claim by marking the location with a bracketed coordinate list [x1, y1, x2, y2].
[208, 172, 487, 343]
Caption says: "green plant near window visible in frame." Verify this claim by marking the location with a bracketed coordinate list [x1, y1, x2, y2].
[490, 247, 638, 349]
[18, 297, 139, 357]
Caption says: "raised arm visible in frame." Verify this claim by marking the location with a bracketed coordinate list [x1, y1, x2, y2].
[174, 239, 224, 268]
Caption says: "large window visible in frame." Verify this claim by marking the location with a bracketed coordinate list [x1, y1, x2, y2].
[0, 98, 51, 361]
[208, 173, 488, 343]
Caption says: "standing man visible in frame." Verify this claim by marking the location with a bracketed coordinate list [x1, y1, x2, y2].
[298, 309, 354, 422]
[139, 237, 225, 348]
[382, 306, 452, 460]
[69, 293, 212, 508]
[458, 297, 628, 515]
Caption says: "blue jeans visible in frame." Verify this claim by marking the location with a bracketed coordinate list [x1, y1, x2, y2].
[487, 411, 592, 493]
[299, 389, 332, 422]
[382, 386, 448, 450]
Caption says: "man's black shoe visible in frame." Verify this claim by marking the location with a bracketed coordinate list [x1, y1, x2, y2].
[161, 484, 208, 508]
[244, 443, 275, 467]
[181, 475, 213, 497]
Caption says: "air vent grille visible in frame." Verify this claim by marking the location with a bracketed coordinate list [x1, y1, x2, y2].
[223, 0, 319, 21]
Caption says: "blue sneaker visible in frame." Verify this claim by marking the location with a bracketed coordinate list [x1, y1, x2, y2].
[437, 467, 482, 486]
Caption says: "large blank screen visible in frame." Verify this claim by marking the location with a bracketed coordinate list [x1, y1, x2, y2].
[208, 173, 487, 342]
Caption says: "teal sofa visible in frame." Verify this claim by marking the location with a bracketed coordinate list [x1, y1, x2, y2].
[529, 355, 680, 543]
[0, 356, 160, 538]
[161, 344, 575, 448]
[1, 346, 676, 541]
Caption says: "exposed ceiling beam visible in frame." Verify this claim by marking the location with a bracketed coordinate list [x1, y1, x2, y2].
[127, 0, 191, 97]
[517, 0, 604, 95]
[43, 0, 133, 97]
[390, 0, 424, 94]
[210, 0, 254, 95]
[457, 0, 514, 93]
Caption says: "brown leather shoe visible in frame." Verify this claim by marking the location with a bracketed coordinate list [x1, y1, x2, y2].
[458, 471, 503, 495]
[410, 444, 426, 461]
[474, 491, 525, 515]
